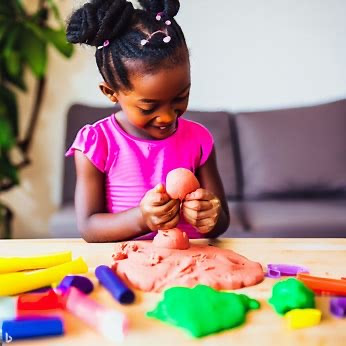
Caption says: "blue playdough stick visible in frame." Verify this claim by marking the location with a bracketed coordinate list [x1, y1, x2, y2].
[1, 316, 64, 340]
[95, 265, 135, 304]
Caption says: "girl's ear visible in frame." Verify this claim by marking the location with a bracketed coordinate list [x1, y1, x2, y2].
[99, 82, 118, 103]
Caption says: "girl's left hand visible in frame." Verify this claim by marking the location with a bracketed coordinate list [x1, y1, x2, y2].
[182, 188, 221, 234]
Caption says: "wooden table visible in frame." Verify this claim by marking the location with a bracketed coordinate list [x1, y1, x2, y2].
[0, 238, 346, 346]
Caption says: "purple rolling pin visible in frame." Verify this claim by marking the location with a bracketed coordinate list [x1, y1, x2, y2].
[95, 265, 135, 304]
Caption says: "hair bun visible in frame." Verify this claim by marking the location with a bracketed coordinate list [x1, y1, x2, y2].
[138, 0, 180, 18]
[66, 0, 134, 47]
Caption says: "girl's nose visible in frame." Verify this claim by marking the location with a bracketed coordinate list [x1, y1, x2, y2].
[156, 110, 177, 124]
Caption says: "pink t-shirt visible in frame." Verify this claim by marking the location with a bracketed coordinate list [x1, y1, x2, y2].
[66, 114, 214, 240]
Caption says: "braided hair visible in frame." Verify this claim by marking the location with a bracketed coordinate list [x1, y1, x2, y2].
[66, 0, 188, 92]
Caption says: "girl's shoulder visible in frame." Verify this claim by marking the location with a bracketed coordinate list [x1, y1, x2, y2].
[65, 114, 118, 172]
[179, 117, 214, 141]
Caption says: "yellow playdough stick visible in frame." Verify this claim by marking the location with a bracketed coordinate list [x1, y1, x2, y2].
[0, 257, 88, 296]
[0, 251, 72, 274]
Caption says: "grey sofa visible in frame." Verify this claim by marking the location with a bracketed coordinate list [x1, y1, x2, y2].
[50, 99, 346, 238]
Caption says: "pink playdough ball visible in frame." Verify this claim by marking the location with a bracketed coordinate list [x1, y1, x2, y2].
[153, 228, 190, 250]
[166, 168, 200, 200]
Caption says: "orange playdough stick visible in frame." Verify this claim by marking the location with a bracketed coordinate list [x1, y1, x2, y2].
[297, 273, 346, 295]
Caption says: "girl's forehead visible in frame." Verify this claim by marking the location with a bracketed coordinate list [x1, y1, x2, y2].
[126, 62, 191, 100]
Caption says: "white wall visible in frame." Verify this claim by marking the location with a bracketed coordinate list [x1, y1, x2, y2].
[2, 0, 346, 238]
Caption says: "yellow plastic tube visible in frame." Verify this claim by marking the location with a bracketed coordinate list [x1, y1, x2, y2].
[0, 257, 88, 296]
[0, 251, 72, 274]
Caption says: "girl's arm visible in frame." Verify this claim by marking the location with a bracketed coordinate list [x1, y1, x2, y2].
[74, 151, 146, 242]
[183, 147, 230, 237]
[74, 151, 180, 242]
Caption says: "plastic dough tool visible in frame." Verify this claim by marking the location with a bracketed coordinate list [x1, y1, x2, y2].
[266, 264, 309, 278]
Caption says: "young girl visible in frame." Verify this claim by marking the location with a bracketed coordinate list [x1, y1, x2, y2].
[65, 0, 230, 242]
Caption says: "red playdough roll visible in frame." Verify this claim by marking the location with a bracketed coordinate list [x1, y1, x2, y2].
[166, 168, 200, 200]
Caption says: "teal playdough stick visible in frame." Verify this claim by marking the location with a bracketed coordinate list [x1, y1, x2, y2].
[147, 284, 260, 338]
[268, 278, 315, 315]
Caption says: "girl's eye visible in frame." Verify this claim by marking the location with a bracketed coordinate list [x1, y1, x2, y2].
[139, 108, 155, 115]
[174, 93, 189, 102]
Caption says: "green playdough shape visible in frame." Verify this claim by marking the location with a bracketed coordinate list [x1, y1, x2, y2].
[147, 284, 260, 338]
[268, 278, 315, 315]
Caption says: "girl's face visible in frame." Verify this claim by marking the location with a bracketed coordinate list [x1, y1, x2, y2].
[102, 59, 191, 140]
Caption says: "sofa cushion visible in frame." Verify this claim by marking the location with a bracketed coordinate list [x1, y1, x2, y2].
[236, 99, 346, 198]
[237, 199, 346, 237]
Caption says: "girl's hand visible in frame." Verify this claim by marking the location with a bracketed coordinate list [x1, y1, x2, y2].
[140, 183, 180, 231]
[182, 188, 221, 234]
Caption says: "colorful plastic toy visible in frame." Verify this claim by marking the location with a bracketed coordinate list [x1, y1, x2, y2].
[297, 273, 346, 296]
[268, 278, 315, 315]
[285, 308, 322, 329]
[95, 265, 135, 304]
[0, 257, 88, 296]
[147, 284, 260, 338]
[266, 264, 309, 278]
[330, 297, 346, 318]
[0, 252, 72, 274]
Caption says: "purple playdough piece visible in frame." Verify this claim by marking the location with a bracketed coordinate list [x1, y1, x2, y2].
[266, 264, 309, 278]
[57, 275, 94, 294]
[95, 265, 135, 304]
[330, 297, 346, 318]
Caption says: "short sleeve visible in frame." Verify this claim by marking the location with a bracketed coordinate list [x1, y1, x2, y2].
[198, 124, 214, 166]
[65, 124, 108, 172]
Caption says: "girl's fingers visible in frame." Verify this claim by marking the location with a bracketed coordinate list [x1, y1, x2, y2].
[183, 200, 213, 211]
[182, 206, 216, 221]
[185, 188, 215, 201]
[149, 191, 171, 206]
[159, 213, 180, 230]
[197, 225, 213, 234]
[155, 203, 180, 223]
[155, 199, 180, 215]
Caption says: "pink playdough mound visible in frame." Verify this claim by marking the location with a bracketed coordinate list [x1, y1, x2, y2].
[166, 168, 200, 200]
[153, 229, 190, 250]
[111, 229, 264, 292]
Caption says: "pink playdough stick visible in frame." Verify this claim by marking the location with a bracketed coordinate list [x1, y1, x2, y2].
[63, 287, 128, 342]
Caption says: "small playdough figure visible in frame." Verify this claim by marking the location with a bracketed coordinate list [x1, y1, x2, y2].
[112, 228, 264, 292]
[147, 284, 260, 337]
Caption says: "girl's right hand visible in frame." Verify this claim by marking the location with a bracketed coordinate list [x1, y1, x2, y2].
[140, 183, 180, 231]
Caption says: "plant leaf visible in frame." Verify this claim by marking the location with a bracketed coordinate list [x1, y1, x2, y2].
[0, 85, 18, 136]
[42, 27, 74, 58]
[0, 117, 15, 150]
[4, 50, 21, 77]
[20, 26, 47, 77]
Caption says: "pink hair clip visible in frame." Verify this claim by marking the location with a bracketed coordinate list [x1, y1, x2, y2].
[156, 12, 171, 25]
[97, 40, 110, 50]
[140, 30, 171, 46]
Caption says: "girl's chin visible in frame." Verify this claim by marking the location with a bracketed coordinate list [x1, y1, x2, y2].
[147, 125, 176, 139]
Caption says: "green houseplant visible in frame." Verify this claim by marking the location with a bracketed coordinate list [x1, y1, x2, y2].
[0, 1, 74, 238]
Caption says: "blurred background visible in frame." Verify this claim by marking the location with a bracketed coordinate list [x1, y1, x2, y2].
[1, 0, 346, 239]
